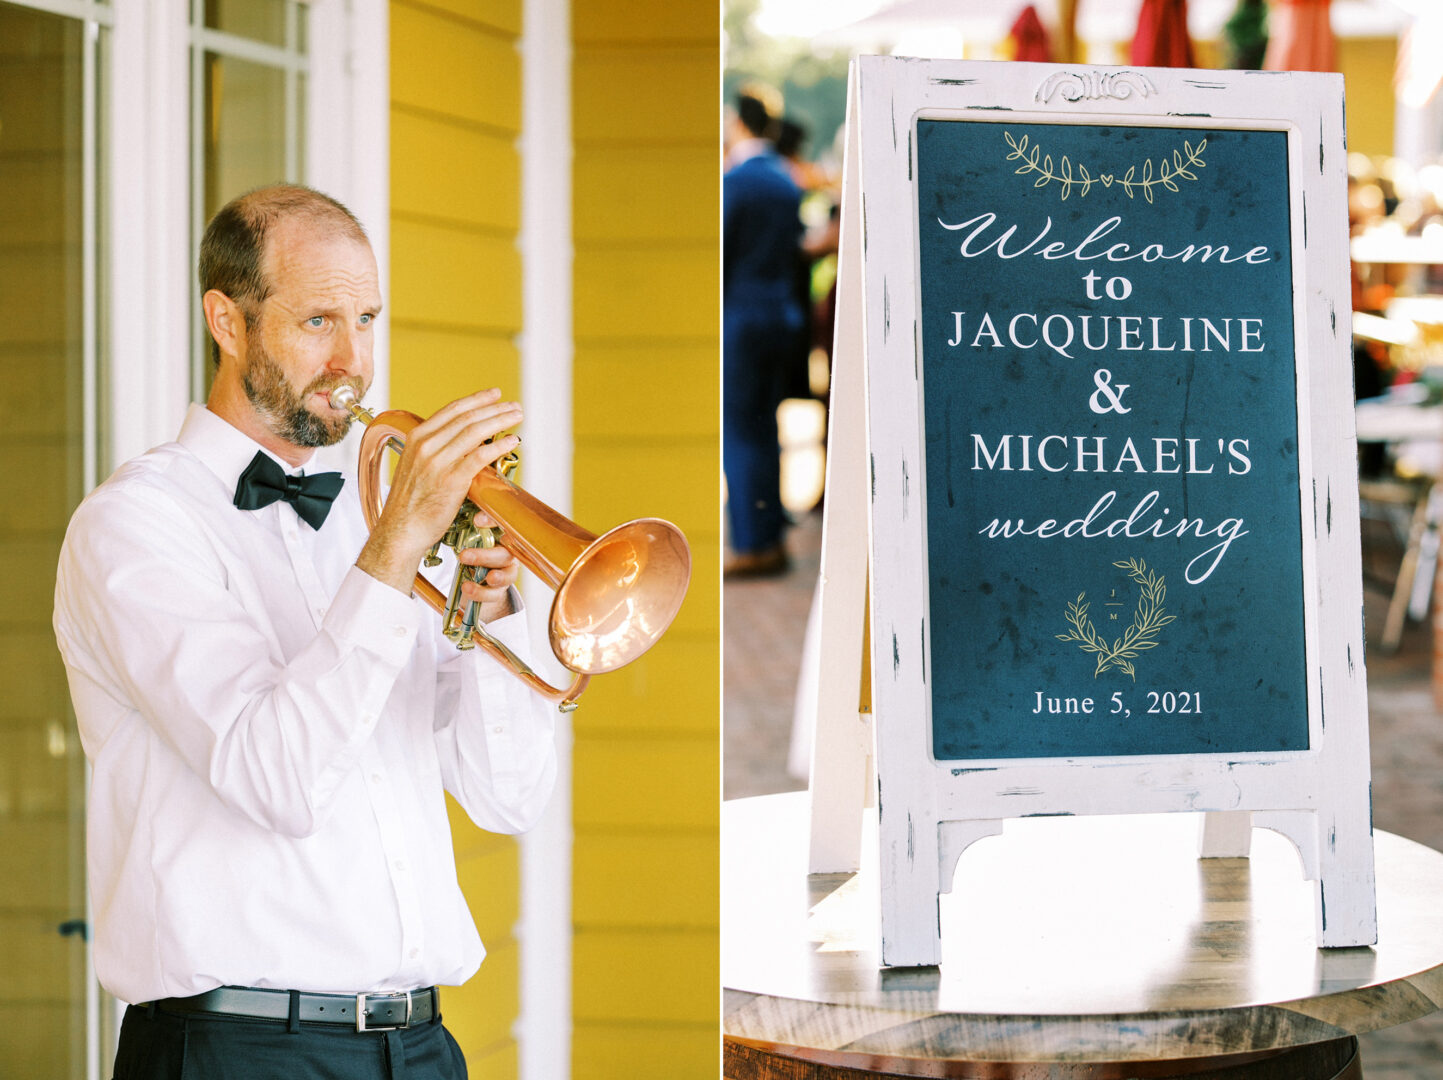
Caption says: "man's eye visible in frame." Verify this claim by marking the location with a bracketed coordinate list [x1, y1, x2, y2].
[359, 313, 373, 326]
[307, 316, 325, 328]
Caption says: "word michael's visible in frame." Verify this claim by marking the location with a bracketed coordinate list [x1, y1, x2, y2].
[971, 434, 1252, 476]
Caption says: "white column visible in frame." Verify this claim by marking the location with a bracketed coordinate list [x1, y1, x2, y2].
[517, 0, 574, 1076]
[109, 0, 192, 466]
[306, 0, 390, 474]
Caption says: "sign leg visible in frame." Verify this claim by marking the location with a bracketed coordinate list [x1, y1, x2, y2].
[1317, 807, 1379, 947]
[1199, 811, 1252, 858]
[879, 800, 943, 968]
[808, 69, 874, 876]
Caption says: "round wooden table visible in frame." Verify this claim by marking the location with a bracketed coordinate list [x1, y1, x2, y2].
[723, 793, 1443, 1078]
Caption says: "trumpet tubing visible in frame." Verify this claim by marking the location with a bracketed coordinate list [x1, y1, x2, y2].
[330, 386, 691, 710]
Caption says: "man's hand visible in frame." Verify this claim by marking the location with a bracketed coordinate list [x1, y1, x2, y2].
[458, 524, 520, 622]
[356, 389, 522, 609]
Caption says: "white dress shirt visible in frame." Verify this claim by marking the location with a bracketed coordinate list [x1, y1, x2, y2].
[53, 404, 557, 1005]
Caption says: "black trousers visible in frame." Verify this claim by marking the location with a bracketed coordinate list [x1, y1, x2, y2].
[113, 1003, 469, 1080]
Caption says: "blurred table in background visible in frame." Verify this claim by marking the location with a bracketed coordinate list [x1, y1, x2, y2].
[1352, 233, 1443, 267]
[1355, 391, 1443, 655]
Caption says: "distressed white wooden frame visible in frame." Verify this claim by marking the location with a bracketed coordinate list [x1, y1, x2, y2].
[851, 56, 1374, 967]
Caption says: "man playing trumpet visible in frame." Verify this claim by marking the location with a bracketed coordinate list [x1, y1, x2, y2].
[53, 183, 555, 1078]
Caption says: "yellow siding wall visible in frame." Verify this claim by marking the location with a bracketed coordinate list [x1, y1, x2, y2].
[571, 1, 719, 1076]
[390, 1, 526, 1072]
[392, 2, 718, 1073]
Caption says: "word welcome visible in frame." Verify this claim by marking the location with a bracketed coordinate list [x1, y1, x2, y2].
[936, 212, 1273, 265]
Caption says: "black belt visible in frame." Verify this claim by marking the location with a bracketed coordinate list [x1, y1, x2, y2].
[153, 985, 439, 1032]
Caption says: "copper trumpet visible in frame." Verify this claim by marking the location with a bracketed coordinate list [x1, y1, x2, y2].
[329, 386, 691, 712]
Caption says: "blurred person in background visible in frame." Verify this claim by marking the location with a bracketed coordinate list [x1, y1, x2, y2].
[776, 117, 823, 405]
[723, 86, 805, 577]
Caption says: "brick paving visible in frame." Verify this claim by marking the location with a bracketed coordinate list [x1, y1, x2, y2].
[724, 508, 1443, 1077]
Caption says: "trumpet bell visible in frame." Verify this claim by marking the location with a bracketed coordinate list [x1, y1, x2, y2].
[551, 518, 691, 675]
[331, 385, 692, 710]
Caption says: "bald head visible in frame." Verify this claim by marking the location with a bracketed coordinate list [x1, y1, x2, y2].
[199, 184, 369, 364]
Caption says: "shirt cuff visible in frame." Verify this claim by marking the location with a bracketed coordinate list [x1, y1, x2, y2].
[325, 565, 425, 667]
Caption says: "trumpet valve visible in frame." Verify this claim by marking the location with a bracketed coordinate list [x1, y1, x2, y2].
[483, 433, 520, 478]
[443, 564, 482, 650]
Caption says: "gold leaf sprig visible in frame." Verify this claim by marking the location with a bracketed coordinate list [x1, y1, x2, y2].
[1002, 131, 1207, 204]
[1054, 558, 1177, 679]
[1004, 131, 1094, 200]
[1118, 139, 1207, 204]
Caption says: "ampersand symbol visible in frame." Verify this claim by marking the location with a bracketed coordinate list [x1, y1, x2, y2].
[1088, 368, 1131, 414]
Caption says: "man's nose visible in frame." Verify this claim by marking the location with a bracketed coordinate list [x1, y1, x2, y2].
[328, 323, 367, 374]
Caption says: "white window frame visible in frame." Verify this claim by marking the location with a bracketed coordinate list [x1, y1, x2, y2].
[185, 0, 309, 400]
[22, 1, 572, 1073]
[107, 0, 388, 471]
[98, 0, 575, 1072]
[98, 1, 387, 1074]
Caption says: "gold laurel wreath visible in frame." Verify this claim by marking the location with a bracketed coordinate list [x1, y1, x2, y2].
[1003, 131, 1207, 203]
[1055, 558, 1177, 679]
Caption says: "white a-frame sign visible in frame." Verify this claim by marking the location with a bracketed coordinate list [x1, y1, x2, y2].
[808, 56, 1376, 967]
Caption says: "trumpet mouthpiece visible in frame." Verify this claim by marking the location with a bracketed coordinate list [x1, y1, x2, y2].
[329, 385, 358, 410]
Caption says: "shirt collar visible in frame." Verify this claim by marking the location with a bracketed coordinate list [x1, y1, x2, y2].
[177, 403, 311, 493]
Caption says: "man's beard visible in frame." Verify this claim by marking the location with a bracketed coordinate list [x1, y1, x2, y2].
[241, 336, 360, 449]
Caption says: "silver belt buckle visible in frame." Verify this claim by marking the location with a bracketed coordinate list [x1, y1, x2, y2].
[355, 990, 412, 1032]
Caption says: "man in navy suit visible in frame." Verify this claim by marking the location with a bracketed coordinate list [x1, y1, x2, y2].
[723, 89, 804, 577]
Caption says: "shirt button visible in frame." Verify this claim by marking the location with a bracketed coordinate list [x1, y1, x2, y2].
[410, 948, 419, 959]
[394, 859, 406, 871]
[392, 625, 408, 638]
[370, 773, 383, 785]
[492, 726, 503, 735]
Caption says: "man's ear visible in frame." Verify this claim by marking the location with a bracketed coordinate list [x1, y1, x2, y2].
[202, 289, 245, 362]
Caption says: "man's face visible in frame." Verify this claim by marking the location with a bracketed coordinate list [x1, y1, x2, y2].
[241, 218, 382, 450]
[241, 326, 354, 448]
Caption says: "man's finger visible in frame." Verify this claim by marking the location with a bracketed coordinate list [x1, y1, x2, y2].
[419, 410, 522, 471]
[460, 545, 516, 569]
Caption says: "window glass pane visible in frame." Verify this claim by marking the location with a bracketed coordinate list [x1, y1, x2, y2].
[194, 7, 305, 395]
[205, 0, 287, 47]
[202, 51, 288, 222]
[0, 3, 93, 1076]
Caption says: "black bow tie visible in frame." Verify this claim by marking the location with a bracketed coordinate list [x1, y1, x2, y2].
[233, 451, 345, 530]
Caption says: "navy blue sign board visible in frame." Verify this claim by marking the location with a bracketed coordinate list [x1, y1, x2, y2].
[815, 57, 1376, 967]
[918, 119, 1307, 761]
